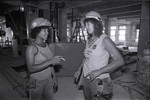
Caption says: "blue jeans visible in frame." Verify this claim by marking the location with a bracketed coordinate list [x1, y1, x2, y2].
[83, 77, 113, 100]
[29, 76, 54, 100]
[83, 77, 97, 100]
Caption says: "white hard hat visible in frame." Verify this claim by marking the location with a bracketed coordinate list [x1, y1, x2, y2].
[31, 18, 51, 29]
[85, 11, 102, 21]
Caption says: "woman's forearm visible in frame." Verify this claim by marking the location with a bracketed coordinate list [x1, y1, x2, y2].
[100, 58, 125, 74]
[28, 60, 52, 74]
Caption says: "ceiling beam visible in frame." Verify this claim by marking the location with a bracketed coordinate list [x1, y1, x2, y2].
[72, 1, 142, 12]
[64, 0, 103, 9]
[104, 10, 141, 16]
[96, 2, 141, 12]
[117, 15, 141, 20]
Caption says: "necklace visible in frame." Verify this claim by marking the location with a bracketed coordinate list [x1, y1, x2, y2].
[34, 41, 46, 47]
[88, 36, 98, 48]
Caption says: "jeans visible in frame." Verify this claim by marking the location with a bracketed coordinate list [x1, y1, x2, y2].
[29, 76, 54, 100]
[83, 77, 112, 100]
[83, 77, 97, 100]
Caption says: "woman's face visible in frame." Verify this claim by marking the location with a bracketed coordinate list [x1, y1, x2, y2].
[85, 22, 94, 34]
[38, 28, 49, 40]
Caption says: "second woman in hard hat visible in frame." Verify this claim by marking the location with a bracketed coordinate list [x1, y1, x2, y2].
[25, 17, 64, 100]
[74, 11, 125, 100]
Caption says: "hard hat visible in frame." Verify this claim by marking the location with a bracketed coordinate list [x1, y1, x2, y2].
[31, 18, 51, 29]
[85, 11, 102, 21]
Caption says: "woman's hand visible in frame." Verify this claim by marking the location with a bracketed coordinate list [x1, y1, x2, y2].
[53, 75, 58, 93]
[49, 56, 64, 65]
[74, 69, 82, 83]
[86, 69, 102, 82]
[51, 67, 58, 93]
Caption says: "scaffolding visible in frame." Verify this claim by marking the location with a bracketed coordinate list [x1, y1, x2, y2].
[70, 20, 87, 43]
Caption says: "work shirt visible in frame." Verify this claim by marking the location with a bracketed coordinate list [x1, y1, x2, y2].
[83, 34, 110, 78]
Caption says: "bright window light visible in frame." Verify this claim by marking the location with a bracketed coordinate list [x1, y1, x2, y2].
[110, 26, 117, 30]
[135, 29, 139, 43]
[110, 26, 117, 42]
[110, 30, 116, 41]
[119, 30, 126, 41]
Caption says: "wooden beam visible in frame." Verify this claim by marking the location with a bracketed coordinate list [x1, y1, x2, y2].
[105, 10, 141, 16]
[117, 15, 141, 20]
[97, 2, 141, 12]
[64, 0, 103, 9]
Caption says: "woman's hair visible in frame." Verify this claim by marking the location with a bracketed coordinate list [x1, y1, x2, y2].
[84, 18, 103, 37]
[30, 26, 49, 39]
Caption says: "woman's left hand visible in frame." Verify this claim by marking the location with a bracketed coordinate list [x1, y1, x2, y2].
[86, 69, 101, 82]
[51, 68, 58, 93]
[53, 75, 58, 93]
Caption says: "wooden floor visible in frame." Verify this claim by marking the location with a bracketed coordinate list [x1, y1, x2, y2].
[0, 54, 148, 100]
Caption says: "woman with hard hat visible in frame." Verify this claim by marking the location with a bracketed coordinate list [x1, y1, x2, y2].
[25, 18, 64, 100]
[74, 11, 124, 100]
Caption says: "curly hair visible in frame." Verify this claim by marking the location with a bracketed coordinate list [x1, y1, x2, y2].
[84, 18, 104, 38]
[30, 26, 50, 39]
